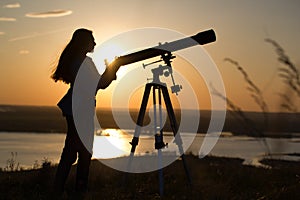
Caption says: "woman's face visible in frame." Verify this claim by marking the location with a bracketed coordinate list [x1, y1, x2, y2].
[86, 34, 96, 53]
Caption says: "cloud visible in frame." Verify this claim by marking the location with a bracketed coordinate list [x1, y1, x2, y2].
[9, 27, 72, 42]
[9, 33, 39, 42]
[19, 50, 30, 55]
[0, 17, 16, 21]
[3, 3, 21, 8]
[0, 32, 5, 35]
[25, 10, 72, 18]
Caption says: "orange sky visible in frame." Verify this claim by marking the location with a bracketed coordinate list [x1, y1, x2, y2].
[1, 0, 300, 112]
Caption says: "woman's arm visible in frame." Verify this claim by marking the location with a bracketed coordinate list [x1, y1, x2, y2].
[97, 62, 120, 89]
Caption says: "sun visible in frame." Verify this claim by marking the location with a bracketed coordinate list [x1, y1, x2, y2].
[116, 66, 128, 77]
[91, 42, 126, 74]
[103, 43, 124, 64]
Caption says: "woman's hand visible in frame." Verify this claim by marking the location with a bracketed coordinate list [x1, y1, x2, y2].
[97, 62, 120, 89]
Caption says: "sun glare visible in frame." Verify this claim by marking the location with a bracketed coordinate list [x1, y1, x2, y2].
[103, 43, 124, 64]
[91, 42, 126, 74]
[116, 66, 128, 77]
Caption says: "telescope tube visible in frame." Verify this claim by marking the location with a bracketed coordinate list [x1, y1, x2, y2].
[110, 29, 216, 68]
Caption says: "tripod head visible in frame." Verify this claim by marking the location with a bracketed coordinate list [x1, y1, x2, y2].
[143, 53, 182, 95]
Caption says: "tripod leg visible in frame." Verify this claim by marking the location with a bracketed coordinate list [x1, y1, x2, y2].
[161, 86, 192, 185]
[130, 83, 152, 153]
[156, 87, 164, 196]
[123, 84, 152, 186]
[125, 83, 152, 175]
[158, 149, 164, 196]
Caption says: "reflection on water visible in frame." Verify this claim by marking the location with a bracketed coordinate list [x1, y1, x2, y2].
[0, 130, 300, 169]
[93, 129, 131, 159]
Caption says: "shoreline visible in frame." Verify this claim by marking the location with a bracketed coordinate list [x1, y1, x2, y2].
[0, 105, 299, 138]
[1, 130, 300, 139]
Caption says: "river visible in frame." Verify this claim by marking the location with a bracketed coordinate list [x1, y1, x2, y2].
[0, 130, 299, 170]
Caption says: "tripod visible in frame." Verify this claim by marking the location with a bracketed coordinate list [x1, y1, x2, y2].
[127, 53, 192, 196]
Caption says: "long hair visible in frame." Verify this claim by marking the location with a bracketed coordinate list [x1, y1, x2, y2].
[51, 28, 93, 84]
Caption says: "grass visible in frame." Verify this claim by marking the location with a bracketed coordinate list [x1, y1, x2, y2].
[210, 38, 300, 139]
[0, 155, 299, 199]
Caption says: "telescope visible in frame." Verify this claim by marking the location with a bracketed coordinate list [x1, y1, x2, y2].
[108, 29, 216, 195]
[108, 29, 216, 70]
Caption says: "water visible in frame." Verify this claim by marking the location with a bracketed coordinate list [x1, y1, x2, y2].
[0, 131, 300, 169]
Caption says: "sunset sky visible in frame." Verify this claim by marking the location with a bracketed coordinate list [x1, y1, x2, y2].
[1, 0, 299, 112]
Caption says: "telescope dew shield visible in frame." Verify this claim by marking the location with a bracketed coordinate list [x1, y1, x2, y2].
[191, 29, 216, 45]
[110, 29, 216, 68]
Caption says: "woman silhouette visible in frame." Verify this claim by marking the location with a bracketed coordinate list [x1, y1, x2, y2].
[51, 28, 118, 194]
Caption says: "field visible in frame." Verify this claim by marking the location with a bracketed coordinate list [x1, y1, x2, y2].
[0, 155, 299, 199]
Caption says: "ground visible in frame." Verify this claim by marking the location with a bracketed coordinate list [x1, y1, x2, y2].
[0, 155, 299, 199]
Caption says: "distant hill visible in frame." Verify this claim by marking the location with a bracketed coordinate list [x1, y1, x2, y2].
[0, 105, 299, 137]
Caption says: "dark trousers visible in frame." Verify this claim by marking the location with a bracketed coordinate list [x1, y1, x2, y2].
[54, 116, 92, 193]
